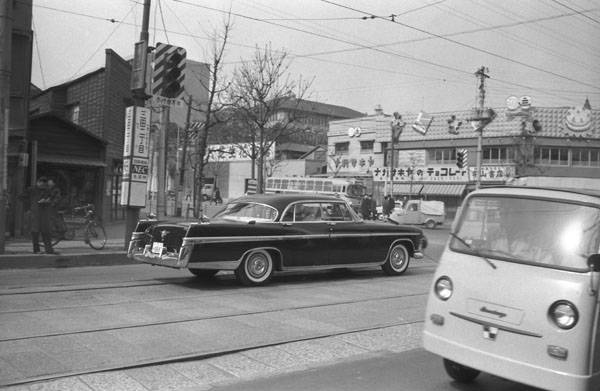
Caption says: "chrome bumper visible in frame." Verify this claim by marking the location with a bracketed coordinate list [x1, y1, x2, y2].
[128, 237, 191, 269]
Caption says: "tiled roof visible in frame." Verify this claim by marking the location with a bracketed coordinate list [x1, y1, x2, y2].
[330, 107, 600, 141]
[278, 98, 364, 119]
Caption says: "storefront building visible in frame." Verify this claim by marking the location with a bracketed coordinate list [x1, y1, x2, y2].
[328, 101, 600, 216]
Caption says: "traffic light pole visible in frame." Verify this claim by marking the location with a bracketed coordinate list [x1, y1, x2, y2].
[124, 0, 151, 250]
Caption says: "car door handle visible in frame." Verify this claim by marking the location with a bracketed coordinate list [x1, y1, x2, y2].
[281, 222, 293, 226]
[327, 222, 336, 226]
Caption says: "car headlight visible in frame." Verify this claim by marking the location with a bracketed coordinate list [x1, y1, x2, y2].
[435, 276, 453, 300]
[549, 300, 578, 330]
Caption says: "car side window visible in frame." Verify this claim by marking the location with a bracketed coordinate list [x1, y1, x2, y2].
[294, 203, 322, 222]
[322, 202, 352, 221]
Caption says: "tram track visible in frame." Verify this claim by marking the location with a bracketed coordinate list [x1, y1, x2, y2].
[1, 292, 428, 342]
[6, 318, 426, 387]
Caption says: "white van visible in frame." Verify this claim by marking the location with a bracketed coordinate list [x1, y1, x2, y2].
[423, 186, 600, 391]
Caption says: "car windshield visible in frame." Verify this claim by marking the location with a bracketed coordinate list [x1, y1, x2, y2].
[347, 184, 366, 198]
[212, 202, 278, 223]
[451, 195, 600, 271]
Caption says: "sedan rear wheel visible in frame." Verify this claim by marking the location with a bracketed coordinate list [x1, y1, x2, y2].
[235, 250, 273, 286]
[382, 243, 410, 275]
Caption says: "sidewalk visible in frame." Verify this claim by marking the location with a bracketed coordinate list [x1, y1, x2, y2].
[0, 205, 224, 270]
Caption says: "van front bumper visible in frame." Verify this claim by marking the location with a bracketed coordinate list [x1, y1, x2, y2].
[423, 330, 595, 391]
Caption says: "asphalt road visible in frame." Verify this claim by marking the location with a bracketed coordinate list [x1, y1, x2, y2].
[0, 227, 448, 390]
[212, 348, 543, 391]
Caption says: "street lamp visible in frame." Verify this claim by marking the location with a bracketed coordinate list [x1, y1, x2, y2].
[390, 112, 405, 198]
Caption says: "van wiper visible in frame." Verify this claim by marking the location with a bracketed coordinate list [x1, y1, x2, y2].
[450, 232, 497, 270]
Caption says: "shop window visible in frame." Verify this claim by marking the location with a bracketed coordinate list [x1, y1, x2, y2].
[360, 140, 374, 154]
[428, 148, 456, 164]
[572, 149, 589, 167]
[483, 147, 512, 164]
[335, 142, 349, 155]
[535, 147, 569, 166]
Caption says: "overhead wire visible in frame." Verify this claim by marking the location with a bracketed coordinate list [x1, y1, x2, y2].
[157, 0, 170, 43]
[550, 0, 600, 25]
[319, 0, 600, 91]
[69, 2, 137, 80]
[31, 16, 46, 89]
[437, 2, 600, 73]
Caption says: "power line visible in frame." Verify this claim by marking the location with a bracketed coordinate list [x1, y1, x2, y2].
[31, 16, 46, 89]
[319, 0, 600, 91]
[157, 0, 170, 43]
[550, 0, 600, 25]
[70, 2, 137, 79]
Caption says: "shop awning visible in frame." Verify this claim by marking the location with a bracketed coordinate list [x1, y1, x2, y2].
[391, 183, 425, 195]
[422, 183, 467, 196]
[37, 154, 107, 167]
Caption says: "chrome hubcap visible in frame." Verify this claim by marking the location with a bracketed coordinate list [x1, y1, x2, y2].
[248, 255, 267, 278]
[391, 248, 405, 270]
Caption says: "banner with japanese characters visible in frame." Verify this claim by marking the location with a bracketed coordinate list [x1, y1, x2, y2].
[121, 106, 151, 207]
[372, 165, 514, 182]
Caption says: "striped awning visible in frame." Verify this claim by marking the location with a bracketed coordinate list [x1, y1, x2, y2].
[391, 183, 466, 196]
[391, 183, 425, 195]
[422, 183, 467, 196]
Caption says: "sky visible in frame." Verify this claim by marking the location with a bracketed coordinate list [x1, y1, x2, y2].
[31, 0, 600, 115]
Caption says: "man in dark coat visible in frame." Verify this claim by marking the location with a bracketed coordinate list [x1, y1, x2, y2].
[21, 177, 56, 254]
[369, 194, 377, 220]
[360, 194, 370, 219]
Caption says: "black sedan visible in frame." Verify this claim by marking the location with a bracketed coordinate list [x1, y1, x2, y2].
[128, 194, 428, 286]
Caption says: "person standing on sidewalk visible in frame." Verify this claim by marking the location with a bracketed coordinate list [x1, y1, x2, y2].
[20, 177, 57, 254]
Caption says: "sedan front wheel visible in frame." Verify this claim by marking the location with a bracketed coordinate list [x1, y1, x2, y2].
[235, 249, 273, 286]
[382, 243, 410, 275]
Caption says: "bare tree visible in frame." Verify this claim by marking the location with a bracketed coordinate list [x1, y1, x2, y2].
[228, 43, 312, 193]
[182, 14, 233, 216]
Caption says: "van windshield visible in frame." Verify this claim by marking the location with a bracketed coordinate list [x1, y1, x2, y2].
[451, 195, 600, 271]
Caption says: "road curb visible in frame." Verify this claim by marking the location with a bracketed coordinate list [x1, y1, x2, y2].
[0, 252, 136, 269]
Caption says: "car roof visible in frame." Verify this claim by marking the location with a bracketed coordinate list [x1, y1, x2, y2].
[231, 193, 347, 211]
[472, 185, 600, 205]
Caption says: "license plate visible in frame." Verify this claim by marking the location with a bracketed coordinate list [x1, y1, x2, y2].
[151, 242, 164, 254]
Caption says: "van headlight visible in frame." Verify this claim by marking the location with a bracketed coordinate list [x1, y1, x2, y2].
[435, 276, 453, 300]
[549, 300, 578, 329]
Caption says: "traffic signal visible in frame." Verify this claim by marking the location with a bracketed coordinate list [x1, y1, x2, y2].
[163, 51, 183, 98]
[152, 43, 186, 99]
[456, 149, 468, 168]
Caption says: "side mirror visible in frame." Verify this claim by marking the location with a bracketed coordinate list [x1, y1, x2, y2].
[588, 254, 600, 272]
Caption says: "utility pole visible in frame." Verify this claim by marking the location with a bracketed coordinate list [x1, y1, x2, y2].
[473, 66, 489, 190]
[176, 95, 192, 217]
[0, 0, 13, 253]
[390, 112, 405, 200]
[123, 0, 151, 249]
[156, 104, 168, 217]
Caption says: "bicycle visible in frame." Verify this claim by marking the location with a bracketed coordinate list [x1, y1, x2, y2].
[51, 204, 107, 250]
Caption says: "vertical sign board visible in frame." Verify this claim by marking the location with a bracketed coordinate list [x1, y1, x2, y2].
[121, 106, 150, 206]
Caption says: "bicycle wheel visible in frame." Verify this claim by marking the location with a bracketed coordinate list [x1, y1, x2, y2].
[86, 221, 107, 250]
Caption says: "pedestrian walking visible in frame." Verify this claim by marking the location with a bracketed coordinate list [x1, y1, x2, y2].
[214, 187, 222, 204]
[360, 194, 370, 220]
[369, 194, 377, 220]
[47, 178, 66, 237]
[20, 177, 57, 254]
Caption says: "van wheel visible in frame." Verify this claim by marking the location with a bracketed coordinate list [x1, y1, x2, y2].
[382, 243, 410, 275]
[235, 250, 273, 286]
[443, 359, 480, 383]
[425, 219, 436, 229]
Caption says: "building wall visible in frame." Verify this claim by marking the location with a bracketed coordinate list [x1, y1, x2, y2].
[227, 161, 253, 199]
[328, 106, 600, 209]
